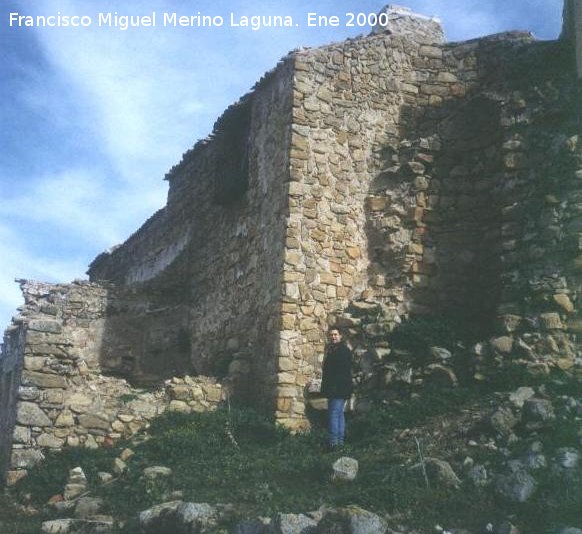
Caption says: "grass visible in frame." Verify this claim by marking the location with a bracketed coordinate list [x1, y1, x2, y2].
[0, 494, 43, 534]
[4, 372, 582, 533]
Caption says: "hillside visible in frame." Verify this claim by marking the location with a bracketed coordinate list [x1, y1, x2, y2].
[2, 364, 582, 533]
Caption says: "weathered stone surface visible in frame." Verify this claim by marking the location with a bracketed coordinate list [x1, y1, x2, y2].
[489, 407, 519, 436]
[64, 467, 88, 500]
[11, 449, 45, 469]
[523, 398, 556, 427]
[490, 336, 514, 354]
[467, 464, 488, 487]
[317, 506, 387, 534]
[137, 501, 225, 533]
[423, 458, 462, 489]
[37, 433, 65, 449]
[332, 457, 359, 481]
[539, 313, 564, 330]
[74, 497, 105, 519]
[29, 320, 62, 334]
[495, 470, 536, 503]
[78, 414, 110, 431]
[17, 402, 52, 427]
[553, 447, 580, 469]
[426, 364, 458, 387]
[143, 466, 173, 480]
[509, 387, 535, 408]
[553, 294, 575, 312]
[112, 458, 127, 475]
[41, 518, 114, 534]
[270, 512, 317, 534]
[429, 347, 452, 361]
[22, 371, 67, 389]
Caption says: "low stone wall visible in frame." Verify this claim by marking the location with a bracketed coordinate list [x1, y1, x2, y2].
[1, 280, 224, 487]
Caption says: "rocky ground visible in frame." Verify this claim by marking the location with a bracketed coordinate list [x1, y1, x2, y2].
[2, 364, 582, 533]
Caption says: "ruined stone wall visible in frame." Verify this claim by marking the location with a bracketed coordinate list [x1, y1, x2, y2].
[562, 0, 582, 78]
[276, 27, 582, 423]
[276, 28, 475, 423]
[0, 280, 223, 486]
[88, 59, 295, 408]
[0, 322, 25, 487]
[276, 34, 421, 424]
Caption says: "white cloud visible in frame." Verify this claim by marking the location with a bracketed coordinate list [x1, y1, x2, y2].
[0, 168, 165, 247]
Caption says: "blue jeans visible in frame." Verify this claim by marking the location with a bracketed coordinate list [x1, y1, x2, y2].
[328, 398, 346, 446]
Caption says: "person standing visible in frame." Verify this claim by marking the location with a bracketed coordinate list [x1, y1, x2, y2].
[320, 328, 353, 449]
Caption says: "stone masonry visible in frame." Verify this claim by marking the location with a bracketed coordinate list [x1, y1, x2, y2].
[563, 0, 582, 77]
[2, 3, 582, 485]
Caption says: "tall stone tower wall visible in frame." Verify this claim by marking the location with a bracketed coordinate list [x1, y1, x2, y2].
[563, 0, 582, 77]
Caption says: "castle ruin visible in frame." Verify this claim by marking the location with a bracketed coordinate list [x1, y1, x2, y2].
[2, 2, 582, 486]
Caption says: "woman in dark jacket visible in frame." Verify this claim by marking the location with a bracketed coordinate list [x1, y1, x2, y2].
[321, 328, 353, 449]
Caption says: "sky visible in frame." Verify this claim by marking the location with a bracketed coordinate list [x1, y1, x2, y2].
[0, 0, 565, 331]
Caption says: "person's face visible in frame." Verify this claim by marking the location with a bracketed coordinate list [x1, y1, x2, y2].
[329, 329, 342, 344]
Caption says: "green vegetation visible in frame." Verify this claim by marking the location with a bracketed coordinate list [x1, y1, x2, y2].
[0, 494, 43, 534]
[4, 374, 582, 532]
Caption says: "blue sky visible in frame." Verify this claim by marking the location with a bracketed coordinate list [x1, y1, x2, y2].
[0, 0, 564, 329]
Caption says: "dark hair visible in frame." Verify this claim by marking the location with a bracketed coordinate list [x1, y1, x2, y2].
[328, 327, 343, 336]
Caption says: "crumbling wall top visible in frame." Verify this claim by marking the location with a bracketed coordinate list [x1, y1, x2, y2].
[371, 4, 445, 43]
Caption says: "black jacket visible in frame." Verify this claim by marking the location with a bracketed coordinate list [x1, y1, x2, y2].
[321, 342, 353, 399]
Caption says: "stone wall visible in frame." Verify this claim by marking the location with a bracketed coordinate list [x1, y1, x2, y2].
[88, 59, 296, 407]
[562, 0, 582, 78]
[0, 320, 25, 487]
[0, 280, 224, 486]
[276, 24, 581, 423]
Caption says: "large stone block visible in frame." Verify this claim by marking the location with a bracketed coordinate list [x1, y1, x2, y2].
[11, 448, 45, 469]
[78, 413, 111, 431]
[22, 371, 67, 389]
[17, 402, 52, 427]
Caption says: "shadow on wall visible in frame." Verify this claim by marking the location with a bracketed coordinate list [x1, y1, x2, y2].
[364, 93, 504, 332]
[98, 287, 194, 386]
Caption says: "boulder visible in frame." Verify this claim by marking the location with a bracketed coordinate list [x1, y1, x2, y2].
[142, 466, 173, 480]
[74, 497, 105, 519]
[137, 501, 229, 533]
[11, 449, 45, 469]
[424, 458, 461, 489]
[523, 398, 555, 428]
[317, 506, 387, 534]
[41, 518, 113, 533]
[495, 470, 536, 503]
[488, 407, 519, 437]
[332, 457, 359, 481]
[64, 467, 88, 501]
[269, 513, 317, 534]
[508, 387, 535, 409]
